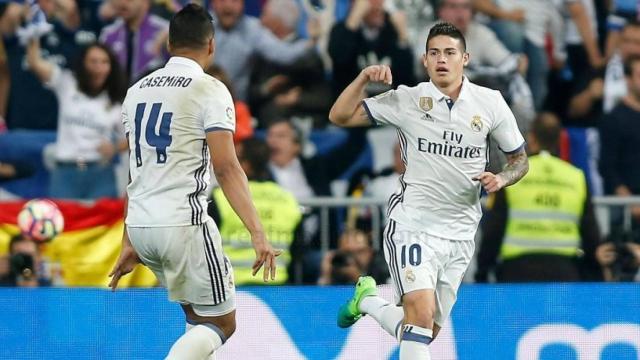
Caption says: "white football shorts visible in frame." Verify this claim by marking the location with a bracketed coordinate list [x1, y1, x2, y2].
[383, 219, 474, 326]
[128, 217, 235, 317]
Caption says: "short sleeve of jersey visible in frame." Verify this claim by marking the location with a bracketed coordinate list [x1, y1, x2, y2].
[489, 91, 525, 154]
[362, 89, 403, 127]
[203, 80, 236, 133]
[121, 100, 130, 136]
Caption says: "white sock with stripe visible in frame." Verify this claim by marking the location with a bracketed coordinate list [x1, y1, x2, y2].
[359, 296, 405, 339]
[399, 324, 432, 360]
[166, 322, 225, 360]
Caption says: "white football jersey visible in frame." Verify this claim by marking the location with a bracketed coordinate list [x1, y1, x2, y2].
[363, 77, 524, 240]
[122, 57, 235, 227]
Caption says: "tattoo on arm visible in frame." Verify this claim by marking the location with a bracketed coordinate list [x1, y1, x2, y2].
[499, 148, 529, 187]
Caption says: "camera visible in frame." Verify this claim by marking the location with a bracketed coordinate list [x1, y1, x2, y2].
[9, 252, 36, 285]
[608, 229, 640, 282]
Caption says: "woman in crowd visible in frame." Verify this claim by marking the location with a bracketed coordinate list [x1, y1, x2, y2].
[26, 39, 126, 199]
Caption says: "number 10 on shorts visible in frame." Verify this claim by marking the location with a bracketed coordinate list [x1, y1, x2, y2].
[400, 244, 422, 268]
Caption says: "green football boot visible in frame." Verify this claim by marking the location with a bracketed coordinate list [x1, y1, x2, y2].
[337, 276, 378, 328]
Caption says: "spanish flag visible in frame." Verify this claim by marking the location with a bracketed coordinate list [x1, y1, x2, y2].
[0, 199, 156, 287]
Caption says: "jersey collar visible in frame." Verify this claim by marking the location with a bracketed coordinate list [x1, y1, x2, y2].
[166, 56, 205, 73]
[426, 76, 470, 103]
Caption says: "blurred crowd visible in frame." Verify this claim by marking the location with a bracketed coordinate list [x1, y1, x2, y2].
[1, 0, 640, 286]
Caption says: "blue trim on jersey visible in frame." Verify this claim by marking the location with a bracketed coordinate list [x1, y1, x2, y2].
[445, 98, 454, 110]
[205, 126, 234, 133]
[362, 101, 379, 126]
[502, 141, 526, 155]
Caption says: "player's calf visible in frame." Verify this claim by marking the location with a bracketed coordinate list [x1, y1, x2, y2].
[399, 290, 436, 360]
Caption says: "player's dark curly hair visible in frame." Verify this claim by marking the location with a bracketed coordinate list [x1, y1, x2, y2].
[426, 22, 467, 53]
[74, 43, 126, 105]
[169, 3, 215, 50]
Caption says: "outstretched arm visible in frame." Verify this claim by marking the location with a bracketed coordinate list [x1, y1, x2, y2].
[474, 147, 529, 193]
[25, 38, 54, 84]
[207, 130, 281, 281]
[329, 65, 392, 127]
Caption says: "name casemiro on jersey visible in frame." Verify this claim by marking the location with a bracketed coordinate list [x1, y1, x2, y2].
[139, 75, 193, 88]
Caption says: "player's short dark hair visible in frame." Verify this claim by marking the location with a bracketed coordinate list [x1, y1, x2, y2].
[531, 112, 561, 154]
[426, 22, 466, 52]
[169, 4, 215, 50]
[623, 55, 640, 77]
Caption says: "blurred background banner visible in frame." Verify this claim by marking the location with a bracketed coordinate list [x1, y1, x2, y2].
[0, 199, 155, 286]
[0, 284, 638, 359]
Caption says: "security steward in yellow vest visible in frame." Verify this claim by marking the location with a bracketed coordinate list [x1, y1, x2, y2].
[208, 139, 301, 285]
[476, 113, 604, 282]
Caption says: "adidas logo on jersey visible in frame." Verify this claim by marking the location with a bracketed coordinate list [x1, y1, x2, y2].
[421, 113, 434, 122]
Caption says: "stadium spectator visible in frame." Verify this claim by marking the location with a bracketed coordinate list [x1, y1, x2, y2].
[599, 56, 640, 243]
[596, 230, 640, 282]
[474, 0, 602, 110]
[3, 0, 97, 130]
[209, 138, 302, 285]
[328, 0, 416, 99]
[266, 119, 367, 282]
[476, 113, 606, 282]
[26, 39, 126, 199]
[325, 250, 362, 285]
[318, 228, 388, 285]
[99, 0, 169, 83]
[210, 0, 318, 101]
[604, 0, 639, 58]
[206, 64, 254, 144]
[603, 21, 640, 113]
[0, 235, 48, 287]
[248, 0, 331, 128]
[564, 68, 604, 127]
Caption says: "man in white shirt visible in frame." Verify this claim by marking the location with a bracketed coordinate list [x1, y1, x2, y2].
[329, 22, 528, 359]
[108, 5, 280, 359]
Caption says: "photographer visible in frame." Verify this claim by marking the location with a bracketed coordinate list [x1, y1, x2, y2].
[0, 235, 49, 287]
[595, 230, 640, 281]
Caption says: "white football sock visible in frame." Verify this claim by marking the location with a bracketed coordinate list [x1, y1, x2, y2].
[166, 323, 225, 360]
[183, 323, 217, 359]
[359, 296, 405, 340]
[399, 324, 432, 360]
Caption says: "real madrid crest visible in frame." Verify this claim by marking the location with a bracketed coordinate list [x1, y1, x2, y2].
[405, 269, 416, 283]
[471, 115, 483, 132]
[419, 97, 433, 112]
